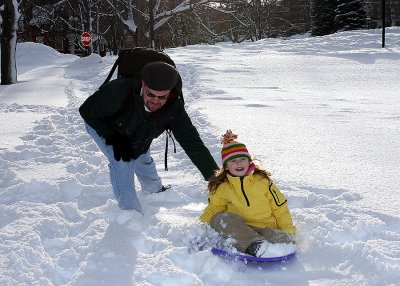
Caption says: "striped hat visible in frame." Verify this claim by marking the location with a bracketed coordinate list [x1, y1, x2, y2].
[221, 130, 251, 166]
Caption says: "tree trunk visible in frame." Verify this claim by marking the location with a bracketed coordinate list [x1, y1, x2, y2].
[1, 0, 19, 85]
[149, 0, 156, 48]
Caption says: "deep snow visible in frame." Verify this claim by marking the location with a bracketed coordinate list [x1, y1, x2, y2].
[1, 28, 400, 286]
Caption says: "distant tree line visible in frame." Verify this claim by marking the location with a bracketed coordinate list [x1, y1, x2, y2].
[3, 0, 400, 54]
[7, 0, 313, 56]
[1, 0, 400, 84]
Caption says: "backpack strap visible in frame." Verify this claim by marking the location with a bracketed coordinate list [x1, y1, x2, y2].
[102, 57, 120, 85]
[164, 129, 176, 171]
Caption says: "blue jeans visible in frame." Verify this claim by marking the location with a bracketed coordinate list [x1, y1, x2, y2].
[86, 124, 162, 212]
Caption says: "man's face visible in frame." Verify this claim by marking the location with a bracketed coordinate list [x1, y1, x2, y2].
[142, 81, 170, 112]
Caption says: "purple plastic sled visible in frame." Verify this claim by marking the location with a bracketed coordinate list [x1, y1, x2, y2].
[211, 247, 296, 262]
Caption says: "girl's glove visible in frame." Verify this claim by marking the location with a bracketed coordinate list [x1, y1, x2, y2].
[106, 134, 135, 162]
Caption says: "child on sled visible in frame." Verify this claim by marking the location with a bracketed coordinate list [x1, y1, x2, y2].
[199, 130, 296, 257]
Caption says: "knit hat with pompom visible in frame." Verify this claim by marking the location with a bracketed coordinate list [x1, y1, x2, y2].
[221, 130, 251, 167]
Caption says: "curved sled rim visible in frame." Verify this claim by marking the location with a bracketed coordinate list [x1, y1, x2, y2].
[211, 247, 296, 262]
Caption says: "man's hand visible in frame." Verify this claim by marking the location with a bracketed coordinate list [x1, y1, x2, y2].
[106, 134, 135, 162]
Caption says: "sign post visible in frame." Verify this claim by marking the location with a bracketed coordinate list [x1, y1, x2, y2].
[80, 32, 91, 56]
[381, 0, 386, 48]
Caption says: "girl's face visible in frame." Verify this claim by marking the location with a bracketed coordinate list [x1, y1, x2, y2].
[225, 157, 250, 177]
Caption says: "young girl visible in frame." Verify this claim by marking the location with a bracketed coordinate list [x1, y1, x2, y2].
[199, 130, 296, 257]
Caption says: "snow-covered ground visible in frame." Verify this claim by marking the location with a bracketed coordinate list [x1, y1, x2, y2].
[1, 28, 400, 285]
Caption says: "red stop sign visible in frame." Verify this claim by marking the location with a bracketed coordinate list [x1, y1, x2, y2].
[81, 32, 92, 46]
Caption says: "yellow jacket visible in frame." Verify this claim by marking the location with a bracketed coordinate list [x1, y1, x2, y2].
[199, 173, 296, 235]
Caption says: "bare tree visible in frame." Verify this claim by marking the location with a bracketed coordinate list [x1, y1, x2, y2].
[1, 0, 20, 84]
[103, 0, 213, 48]
[9, 0, 315, 62]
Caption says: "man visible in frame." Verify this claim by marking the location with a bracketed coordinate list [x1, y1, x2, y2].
[79, 60, 218, 213]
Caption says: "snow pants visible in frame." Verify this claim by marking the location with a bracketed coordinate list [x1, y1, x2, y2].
[210, 212, 294, 253]
[86, 124, 162, 213]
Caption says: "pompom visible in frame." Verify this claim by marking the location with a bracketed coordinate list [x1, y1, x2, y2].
[221, 129, 238, 144]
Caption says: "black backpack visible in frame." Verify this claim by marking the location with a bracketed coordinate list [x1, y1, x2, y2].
[103, 47, 180, 170]
[102, 47, 183, 103]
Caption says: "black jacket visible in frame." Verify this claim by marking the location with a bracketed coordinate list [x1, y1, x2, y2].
[79, 77, 218, 180]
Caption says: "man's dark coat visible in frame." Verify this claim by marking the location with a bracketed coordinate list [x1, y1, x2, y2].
[79, 77, 218, 180]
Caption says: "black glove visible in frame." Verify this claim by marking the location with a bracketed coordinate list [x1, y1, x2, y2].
[105, 133, 135, 162]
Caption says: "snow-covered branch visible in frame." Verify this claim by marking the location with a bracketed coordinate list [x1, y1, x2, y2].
[155, 0, 211, 20]
[192, 9, 218, 36]
[104, 0, 137, 32]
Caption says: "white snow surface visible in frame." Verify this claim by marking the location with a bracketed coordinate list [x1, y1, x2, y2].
[1, 28, 400, 285]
